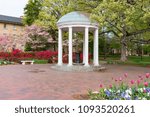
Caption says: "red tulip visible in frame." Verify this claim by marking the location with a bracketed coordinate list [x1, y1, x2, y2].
[99, 84, 103, 88]
[130, 80, 135, 84]
[144, 82, 148, 87]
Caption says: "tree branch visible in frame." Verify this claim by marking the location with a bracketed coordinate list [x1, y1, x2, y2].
[127, 28, 150, 37]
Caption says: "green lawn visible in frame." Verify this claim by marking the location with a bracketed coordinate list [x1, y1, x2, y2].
[34, 59, 48, 64]
[100, 55, 150, 67]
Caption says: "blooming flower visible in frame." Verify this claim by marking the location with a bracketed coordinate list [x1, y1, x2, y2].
[119, 77, 122, 81]
[130, 80, 135, 84]
[143, 89, 147, 93]
[137, 80, 140, 85]
[114, 98, 120, 100]
[124, 73, 128, 78]
[146, 88, 150, 93]
[144, 82, 149, 87]
[126, 88, 132, 95]
[92, 91, 99, 94]
[109, 84, 112, 88]
[105, 90, 111, 97]
[99, 84, 103, 88]
[146, 73, 150, 78]
[121, 92, 126, 98]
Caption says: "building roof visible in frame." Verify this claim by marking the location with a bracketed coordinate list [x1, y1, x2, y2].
[0, 15, 23, 25]
[57, 11, 98, 27]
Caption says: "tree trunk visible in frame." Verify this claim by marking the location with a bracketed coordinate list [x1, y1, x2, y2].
[120, 36, 127, 62]
[120, 23, 128, 62]
[121, 43, 127, 61]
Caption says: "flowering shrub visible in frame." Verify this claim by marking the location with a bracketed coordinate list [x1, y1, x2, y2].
[89, 73, 150, 100]
[0, 49, 58, 62]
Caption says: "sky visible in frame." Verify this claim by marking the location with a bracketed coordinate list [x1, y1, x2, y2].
[0, 0, 28, 17]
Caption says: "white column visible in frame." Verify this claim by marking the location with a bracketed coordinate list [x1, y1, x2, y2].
[84, 27, 89, 66]
[68, 27, 73, 66]
[93, 28, 99, 66]
[58, 28, 63, 66]
[83, 33, 85, 64]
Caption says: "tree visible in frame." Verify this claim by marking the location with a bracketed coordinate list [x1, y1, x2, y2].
[34, 0, 76, 41]
[24, 25, 52, 51]
[23, 0, 42, 25]
[91, 0, 150, 61]
[0, 35, 26, 52]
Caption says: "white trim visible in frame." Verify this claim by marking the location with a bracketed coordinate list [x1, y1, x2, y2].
[58, 28, 63, 66]
[68, 27, 73, 66]
[84, 27, 89, 66]
[57, 22, 98, 27]
[93, 28, 99, 66]
[58, 24, 98, 29]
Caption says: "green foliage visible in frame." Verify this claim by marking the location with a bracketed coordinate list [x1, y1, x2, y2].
[89, 73, 150, 100]
[90, 0, 150, 61]
[34, 59, 48, 64]
[0, 60, 14, 65]
[24, 42, 32, 51]
[23, 0, 42, 25]
[35, 0, 75, 29]
[143, 45, 150, 54]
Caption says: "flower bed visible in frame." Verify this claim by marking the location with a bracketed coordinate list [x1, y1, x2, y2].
[0, 49, 92, 64]
[89, 73, 150, 100]
[0, 49, 58, 62]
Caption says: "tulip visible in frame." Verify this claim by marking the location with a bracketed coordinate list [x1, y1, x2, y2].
[124, 73, 128, 78]
[119, 77, 122, 81]
[99, 84, 103, 88]
[146, 73, 150, 78]
[137, 80, 140, 85]
[143, 89, 147, 93]
[144, 82, 149, 87]
[130, 80, 135, 84]
[109, 84, 112, 88]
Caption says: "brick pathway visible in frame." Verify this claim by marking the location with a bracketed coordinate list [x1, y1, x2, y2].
[0, 64, 149, 100]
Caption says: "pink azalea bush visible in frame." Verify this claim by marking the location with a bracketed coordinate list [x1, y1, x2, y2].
[89, 73, 150, 100]
[0, 49, 58, 62]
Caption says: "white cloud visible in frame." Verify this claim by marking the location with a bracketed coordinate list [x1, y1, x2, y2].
[0, 0, 28, 17]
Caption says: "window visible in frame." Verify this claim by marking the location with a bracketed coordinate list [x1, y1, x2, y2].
[13, 25, 17, 30]
[3, 24, 7, 29]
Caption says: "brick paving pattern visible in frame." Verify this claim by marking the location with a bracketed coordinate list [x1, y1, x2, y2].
[0, 64, 149, 100]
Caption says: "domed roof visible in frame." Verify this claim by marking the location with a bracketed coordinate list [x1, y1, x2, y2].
[57, 11, 98, 27]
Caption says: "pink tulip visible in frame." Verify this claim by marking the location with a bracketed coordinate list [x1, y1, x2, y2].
[124, 73, 128, 78]
[146, 73, 150, 78]
[144, 82, 149, 87]
[137, 80, 140, 85]
[143, 89, 147, 93]
[119, 77, 122, 81]
[109, 84, 112, 88]
[130, 80, 135, 84]
[99, 84, 103, 88]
